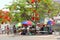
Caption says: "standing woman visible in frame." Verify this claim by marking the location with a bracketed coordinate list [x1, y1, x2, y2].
[6, 25, 10, 35]
[13, 25, 17, 35]
[1, 22, 5, 34]
[0, 25, 2, 34]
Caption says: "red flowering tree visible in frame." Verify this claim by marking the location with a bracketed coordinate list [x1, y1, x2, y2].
[0, 10, 11, 23]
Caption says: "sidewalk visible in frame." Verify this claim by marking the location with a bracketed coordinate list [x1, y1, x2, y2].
[0, 34, 60, 40]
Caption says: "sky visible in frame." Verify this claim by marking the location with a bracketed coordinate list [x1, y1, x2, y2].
[54, 0, 60, 1]
[0, 0, 13, 9]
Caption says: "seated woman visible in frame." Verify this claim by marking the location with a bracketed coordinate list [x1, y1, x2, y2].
[40, 25, 48, 34]
[29, 25, 36, 35]
[21, 27, 27, 35]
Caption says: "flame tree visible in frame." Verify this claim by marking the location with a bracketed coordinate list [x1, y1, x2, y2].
[5, 0, 60, 23]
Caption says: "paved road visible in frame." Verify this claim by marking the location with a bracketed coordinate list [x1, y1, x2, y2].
[0, 34, 60, 40]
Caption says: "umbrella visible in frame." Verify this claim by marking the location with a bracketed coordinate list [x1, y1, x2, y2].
[32, 22, 35, 25]
[22, 21, 27, 24]
[27, 21, 32, 25]
[22, 24, 28, 27]
[22, 21, 32, 25]
[22, 21, 28, 27]
[15, 23, 22, 28]
[22, 21, 35, 26]
[27, 21, 36, 26]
